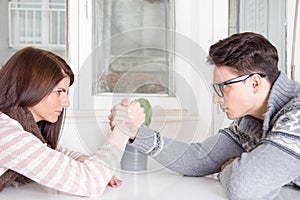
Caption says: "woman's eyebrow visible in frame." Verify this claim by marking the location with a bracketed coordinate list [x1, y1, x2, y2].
[55, 88, 66, 91]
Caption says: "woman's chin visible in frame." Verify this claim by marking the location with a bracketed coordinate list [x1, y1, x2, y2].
[47, 117, 59, 123]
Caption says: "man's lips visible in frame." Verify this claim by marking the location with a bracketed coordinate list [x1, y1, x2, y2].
[220, 106, 228, 112]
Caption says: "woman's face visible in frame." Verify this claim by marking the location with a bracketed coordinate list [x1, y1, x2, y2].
[29, 77, 70, 123]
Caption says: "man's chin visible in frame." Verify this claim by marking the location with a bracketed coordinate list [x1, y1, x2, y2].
[226, 113, 239, 120]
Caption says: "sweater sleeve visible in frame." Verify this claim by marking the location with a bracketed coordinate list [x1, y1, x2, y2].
[0, 113, 129, 197]
[219, 143, 300, 200]
[56, 145, 88, 161]
[130, 125, 244, 176]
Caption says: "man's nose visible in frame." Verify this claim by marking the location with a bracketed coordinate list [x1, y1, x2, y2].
[213, 92, 223, 104]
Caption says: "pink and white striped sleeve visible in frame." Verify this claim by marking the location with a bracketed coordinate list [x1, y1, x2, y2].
[56, 145, 88, 161]
[0, 113, 129, 197]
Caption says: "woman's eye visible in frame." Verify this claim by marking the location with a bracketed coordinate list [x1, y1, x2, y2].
[54, 88, 67, 96]
[55, 90, 62, 95]
[55, 89, 65, 95]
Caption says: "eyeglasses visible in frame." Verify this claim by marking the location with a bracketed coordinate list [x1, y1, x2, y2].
[212, 73, 266, 97]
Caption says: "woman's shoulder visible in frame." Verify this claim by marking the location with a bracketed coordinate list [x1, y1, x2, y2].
[0, 112, 24, 131]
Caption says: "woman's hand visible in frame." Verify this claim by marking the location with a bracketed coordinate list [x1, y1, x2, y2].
[108, 175, 122, 188]
[109, 98, 145, 139]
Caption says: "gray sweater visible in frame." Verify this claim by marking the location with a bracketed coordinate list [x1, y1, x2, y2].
[129, 72, 300, 199]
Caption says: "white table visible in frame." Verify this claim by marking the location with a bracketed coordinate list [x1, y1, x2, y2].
[0, 168, 299, 200]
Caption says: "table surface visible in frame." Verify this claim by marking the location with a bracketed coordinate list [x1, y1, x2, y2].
[1, 168, 300, 200]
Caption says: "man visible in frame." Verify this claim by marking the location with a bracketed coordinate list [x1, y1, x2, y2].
[111, 32, 300, 200]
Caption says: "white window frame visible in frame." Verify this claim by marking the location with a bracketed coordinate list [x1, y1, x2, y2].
[77, 0, 179, 111]
[68, 0, 228, 123]
[8, 0, 66, 50]
[239, 0, 287, 73]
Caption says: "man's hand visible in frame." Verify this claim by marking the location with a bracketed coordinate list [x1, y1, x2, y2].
[109, 98, 145, 139]
[221, 157, 240, 170]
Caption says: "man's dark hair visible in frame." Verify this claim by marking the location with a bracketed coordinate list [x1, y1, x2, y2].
[207, 32, 280, 84]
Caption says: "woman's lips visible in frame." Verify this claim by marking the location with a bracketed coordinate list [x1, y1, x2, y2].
[55, 110, 62, 115]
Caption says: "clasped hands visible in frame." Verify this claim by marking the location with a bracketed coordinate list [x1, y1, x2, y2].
[108, 98, 145, 140]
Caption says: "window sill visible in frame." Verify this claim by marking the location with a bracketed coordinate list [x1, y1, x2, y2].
[64, 108, 200, 124]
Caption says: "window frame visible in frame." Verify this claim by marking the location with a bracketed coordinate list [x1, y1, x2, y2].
[8, 0, 66, 50]
[68, 0, 228, 123]
[74, 0, 181, 111]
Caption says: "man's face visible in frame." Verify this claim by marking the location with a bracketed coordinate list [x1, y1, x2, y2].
[212, 66, 260, 120]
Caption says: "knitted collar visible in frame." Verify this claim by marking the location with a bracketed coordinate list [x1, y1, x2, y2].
[263, 72, 300, 133]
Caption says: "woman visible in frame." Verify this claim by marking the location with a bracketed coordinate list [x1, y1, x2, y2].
[0, 47, 145, 197]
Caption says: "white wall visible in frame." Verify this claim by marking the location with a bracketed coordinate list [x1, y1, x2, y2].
[0, 1, 16, 66]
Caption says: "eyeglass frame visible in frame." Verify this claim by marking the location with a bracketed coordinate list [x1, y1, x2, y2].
[212, 73, 266, 97]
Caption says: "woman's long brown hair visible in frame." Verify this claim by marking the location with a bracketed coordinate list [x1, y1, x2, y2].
[0, 47, 74, 148]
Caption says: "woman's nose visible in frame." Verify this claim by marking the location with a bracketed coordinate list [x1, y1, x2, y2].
[61, 95, 70, 108]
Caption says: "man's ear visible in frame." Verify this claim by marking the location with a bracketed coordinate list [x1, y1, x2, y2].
[250, 74, 262, 93]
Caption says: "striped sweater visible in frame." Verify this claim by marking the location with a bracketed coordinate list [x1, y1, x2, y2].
[223, 72, 300, 158]
[0, 113, 129, 197]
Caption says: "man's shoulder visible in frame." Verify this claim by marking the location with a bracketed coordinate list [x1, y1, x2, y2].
[270, 98, 300, 134]
[276, 97, 300, 117]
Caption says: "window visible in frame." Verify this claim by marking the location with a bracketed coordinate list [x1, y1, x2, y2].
[8, 0, 66, 56]
[91, 0, 175, 95]
[229, 0, 286, 72]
